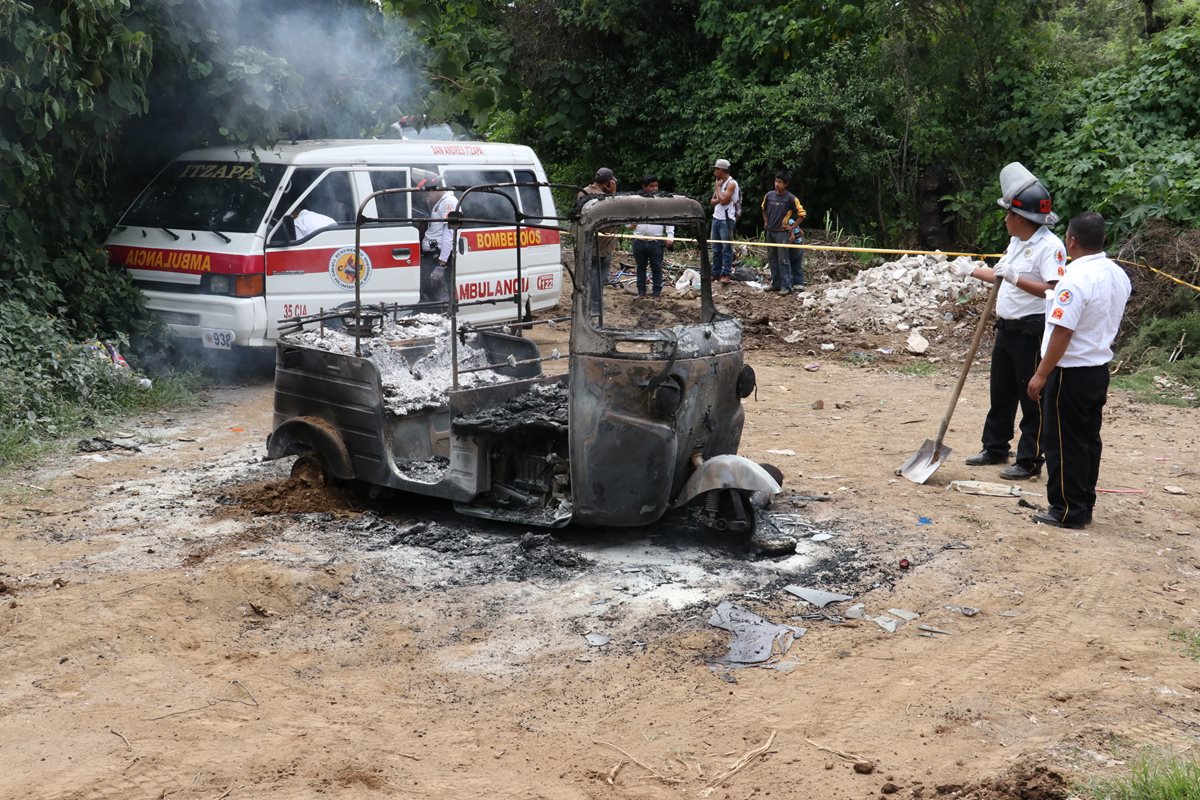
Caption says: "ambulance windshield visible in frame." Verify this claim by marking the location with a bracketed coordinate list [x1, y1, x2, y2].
[120, 161, 286, 234]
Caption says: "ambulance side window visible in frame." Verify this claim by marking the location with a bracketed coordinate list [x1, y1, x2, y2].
[370, 171, 409, 222]
[443, 169, 517, 228]
[300, 170, 355, 224]
[270, 168, 356, 243]
[515, 170, 544, 225]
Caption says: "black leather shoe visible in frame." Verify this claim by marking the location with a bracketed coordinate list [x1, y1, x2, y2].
[1000, 463, 1041, 480]
[1031, 511, 1085, 529]
[964, 449, 1009, 466]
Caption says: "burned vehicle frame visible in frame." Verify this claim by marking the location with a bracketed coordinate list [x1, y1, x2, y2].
[265, 184, 778, 533]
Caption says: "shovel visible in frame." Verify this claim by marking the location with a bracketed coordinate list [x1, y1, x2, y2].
[899, 277, 1003, 484]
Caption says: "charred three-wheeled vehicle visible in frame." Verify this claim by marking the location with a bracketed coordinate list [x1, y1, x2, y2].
[266, 185, 778, 534]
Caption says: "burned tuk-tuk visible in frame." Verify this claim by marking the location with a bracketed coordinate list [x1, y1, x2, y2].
[265, 186, 777, 533]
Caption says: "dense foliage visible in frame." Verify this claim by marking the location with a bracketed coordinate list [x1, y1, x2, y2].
[2, 0, 1198, 338]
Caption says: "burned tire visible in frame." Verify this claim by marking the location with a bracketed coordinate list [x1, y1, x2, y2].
[290, 454, 328, 488]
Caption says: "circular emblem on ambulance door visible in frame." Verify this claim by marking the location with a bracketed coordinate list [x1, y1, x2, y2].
[329, 247, 372, 289]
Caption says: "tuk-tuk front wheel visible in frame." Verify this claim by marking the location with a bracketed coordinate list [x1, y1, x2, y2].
[700, 489, 757, 538]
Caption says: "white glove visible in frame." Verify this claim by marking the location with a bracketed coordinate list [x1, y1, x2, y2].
[993, 261, 1019, 285]
[948, 260, 974, 278]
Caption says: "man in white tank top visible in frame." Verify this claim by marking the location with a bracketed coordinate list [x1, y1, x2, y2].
[709, 158, 739, 283]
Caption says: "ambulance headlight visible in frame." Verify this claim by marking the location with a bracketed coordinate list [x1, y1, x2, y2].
[205, 275, 231, 294]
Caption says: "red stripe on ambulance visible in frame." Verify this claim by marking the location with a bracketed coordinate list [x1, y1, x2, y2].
[265, 243, 417, 275]
[107, 245, 263, 275]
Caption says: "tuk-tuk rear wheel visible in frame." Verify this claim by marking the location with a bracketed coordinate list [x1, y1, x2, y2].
[291, 454, 328, 488]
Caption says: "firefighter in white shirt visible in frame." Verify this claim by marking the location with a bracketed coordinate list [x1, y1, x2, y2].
[949, 163, 1067, 480]
[1026, 212, 1131, 529]
[421, 179, 459, 303]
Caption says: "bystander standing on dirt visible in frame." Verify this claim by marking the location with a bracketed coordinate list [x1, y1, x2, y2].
[629, 175, 674, 298]
[760, 171, 806, 295]
[951, 162, 1066, 480]
[578, 167, 619, 312]
[1027, 211, 1131, 528]
[709, 158, 739, 284]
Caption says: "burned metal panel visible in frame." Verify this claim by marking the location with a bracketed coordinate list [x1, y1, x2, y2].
[568, 357, 678, 526]
[474, 331, 543, 380]
[272, 344, 392, 486]
[567, 342, 747, 525]
[450, 374, 571, 526]
[571, 193, 714, 353]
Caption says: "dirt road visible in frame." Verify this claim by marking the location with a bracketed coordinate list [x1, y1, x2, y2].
[2, 291, 1198, 799]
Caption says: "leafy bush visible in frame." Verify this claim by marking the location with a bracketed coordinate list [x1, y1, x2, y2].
[0, 300, 201, 468]
[1118, 312, 1200, 365]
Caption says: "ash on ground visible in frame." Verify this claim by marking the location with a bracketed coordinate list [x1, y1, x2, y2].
[344, 514, 592, 584]
[283, 313, 509, 415]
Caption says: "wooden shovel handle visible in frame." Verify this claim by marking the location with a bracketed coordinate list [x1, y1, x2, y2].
[933, 277, 1003, 449]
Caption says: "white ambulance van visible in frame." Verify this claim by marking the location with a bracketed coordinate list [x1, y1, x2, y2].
[105, 140, 563, 350]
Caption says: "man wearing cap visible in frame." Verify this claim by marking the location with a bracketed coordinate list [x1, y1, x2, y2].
[578, 168, 618, 312]
[710, 159, 740, 284]
[1027, 211, 1130, 528]
[950, 162, 1067, 480]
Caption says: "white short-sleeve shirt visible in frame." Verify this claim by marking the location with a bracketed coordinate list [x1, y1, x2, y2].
[995, 225, 1067, 320]
[1041, 252, 1132, 367]
[426, 194, 459, 261]
[632, 222, 675, 239]
[294, 209, 336, 239]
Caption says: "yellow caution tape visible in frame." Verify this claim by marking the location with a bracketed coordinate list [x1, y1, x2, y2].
[596, 233, 1200, 293]
[1115, 258, 1200, 293]
[603, 231, 1003, 260]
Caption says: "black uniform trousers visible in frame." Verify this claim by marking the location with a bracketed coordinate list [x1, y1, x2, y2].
[1041, 364, 1109, 526]
[981, 316, 1045, 468]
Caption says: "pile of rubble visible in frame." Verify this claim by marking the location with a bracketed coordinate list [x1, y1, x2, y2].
[796, 253, 991, 332]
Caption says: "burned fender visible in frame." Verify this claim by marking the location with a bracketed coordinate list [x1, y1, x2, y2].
[265, 416, 355, 480]
[673, 455, 781, 508]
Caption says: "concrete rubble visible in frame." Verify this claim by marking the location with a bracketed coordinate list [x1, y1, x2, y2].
[795, 253, 990, 330]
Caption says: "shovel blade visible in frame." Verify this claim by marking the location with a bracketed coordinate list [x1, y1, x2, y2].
[898, 439, 952, 484]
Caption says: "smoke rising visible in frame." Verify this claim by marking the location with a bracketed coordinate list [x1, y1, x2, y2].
[114, 0, 426, 205]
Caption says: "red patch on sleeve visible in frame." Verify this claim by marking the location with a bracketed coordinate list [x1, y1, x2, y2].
[1051, 308, 1064, 320]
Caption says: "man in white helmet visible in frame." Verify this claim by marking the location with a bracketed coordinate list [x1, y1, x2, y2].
[949, 163, 1067, 480]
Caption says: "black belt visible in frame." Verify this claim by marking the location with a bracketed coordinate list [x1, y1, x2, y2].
[996, 314, 1044, 334]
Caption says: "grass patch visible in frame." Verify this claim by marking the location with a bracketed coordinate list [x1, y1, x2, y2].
[899, 361, 939, 377]
[1085, 754, 1200, 800]
[0, 369, 207, 472]
[1113, 312, 1200, 406]
[1110, 369, 1197, 407]
[1168, 629, 1200, 661]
